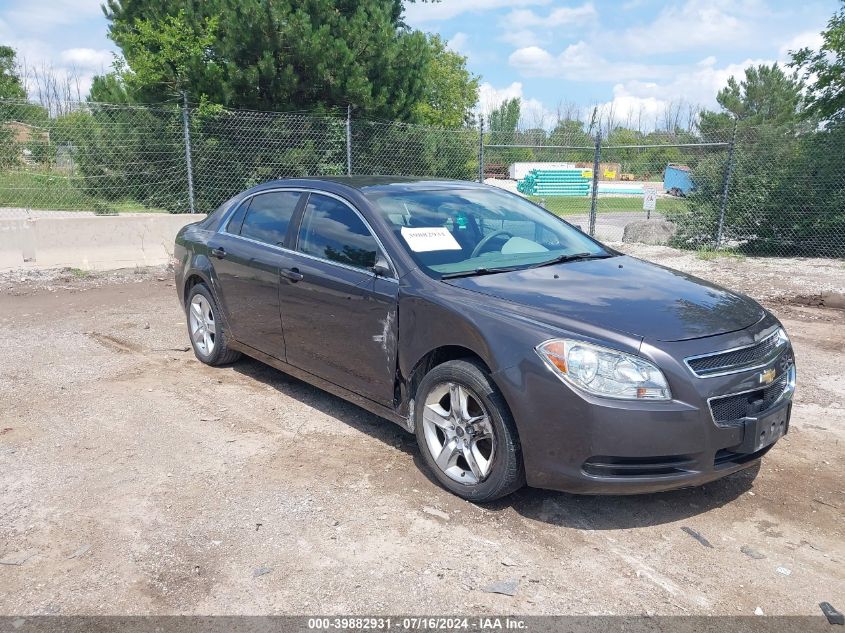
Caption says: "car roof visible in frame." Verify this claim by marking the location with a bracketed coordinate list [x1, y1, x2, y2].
[256, 176, 489, 194]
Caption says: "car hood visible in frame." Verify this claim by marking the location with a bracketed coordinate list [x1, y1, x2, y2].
[443, 255, 765, 342]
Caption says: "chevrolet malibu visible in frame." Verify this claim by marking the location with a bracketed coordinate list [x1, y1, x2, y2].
[174, 177, 796, 501]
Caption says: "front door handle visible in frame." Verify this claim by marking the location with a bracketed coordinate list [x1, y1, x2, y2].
[210, 247, 226, 259]
[280, 267, 304, 282]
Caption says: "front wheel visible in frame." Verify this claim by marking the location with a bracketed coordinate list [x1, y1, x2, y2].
[414, 359, 524, 502]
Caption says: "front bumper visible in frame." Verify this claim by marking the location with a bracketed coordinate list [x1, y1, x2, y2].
[492, 325, 795, 495]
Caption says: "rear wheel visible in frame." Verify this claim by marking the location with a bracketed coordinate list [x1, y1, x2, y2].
[186, 283, 241, 366]
[415, 359, 524, 502]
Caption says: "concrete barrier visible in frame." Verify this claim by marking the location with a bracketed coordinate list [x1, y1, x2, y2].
[0, 213, 206, 272]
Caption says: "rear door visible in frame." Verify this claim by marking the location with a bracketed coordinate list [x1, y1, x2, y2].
[209, 190, 303, 360]
[278, 192, 399, 405]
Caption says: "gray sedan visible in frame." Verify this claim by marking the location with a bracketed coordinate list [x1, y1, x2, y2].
[174, 177, 796, 501]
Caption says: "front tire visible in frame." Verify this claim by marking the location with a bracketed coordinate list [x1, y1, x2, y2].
[414, 359, 524, 502]
[186, 283, 241, 366]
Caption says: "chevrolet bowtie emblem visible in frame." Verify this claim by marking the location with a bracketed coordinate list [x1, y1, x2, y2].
[759, 368, 777, 385]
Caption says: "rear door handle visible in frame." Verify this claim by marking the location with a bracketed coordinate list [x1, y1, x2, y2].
[280, 267, 304, 282]
[210, 247, 226, 259]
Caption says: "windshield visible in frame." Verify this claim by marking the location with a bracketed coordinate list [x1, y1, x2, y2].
[365, 187, 611, 277]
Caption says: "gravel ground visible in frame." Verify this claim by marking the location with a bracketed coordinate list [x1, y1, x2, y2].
[0, 250, 843, 616]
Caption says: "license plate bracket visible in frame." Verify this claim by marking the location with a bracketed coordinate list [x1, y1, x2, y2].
[735, 404, 790, 454]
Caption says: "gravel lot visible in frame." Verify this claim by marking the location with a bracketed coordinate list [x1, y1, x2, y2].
[0, 249, 843, 616]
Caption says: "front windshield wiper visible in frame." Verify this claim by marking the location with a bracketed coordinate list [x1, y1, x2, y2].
[527, 252, 615, 269]
[440, 266, 523, 280]
[440, 252, 615, 279]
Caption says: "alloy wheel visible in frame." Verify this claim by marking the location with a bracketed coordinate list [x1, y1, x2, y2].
[422, 382, 496, 485]
[189, 294, 216, 356]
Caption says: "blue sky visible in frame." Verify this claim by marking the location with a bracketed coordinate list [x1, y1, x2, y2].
[0, 0, 837, 126]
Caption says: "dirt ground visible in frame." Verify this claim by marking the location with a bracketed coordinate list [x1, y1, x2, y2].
[0, 250, 843, 616]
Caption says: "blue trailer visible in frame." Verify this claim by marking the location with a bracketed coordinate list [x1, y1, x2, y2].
[663, 164, 694, 195]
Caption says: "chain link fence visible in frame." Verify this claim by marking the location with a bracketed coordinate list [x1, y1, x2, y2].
[1, 98, 842, 257]
[486, 124, 845, 257]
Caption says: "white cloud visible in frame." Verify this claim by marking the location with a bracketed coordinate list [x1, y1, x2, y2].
[498, 3, 596, 48]
[477, 81, 555, 127]
[60, 48, 114, 70]
[3, 0, 105, 30]
[505, 3, 596, 29]
[478, 81, 525, 114]
[613, 0, 758, 56]
[594, 55, 777, 130]
[446, 32, 469, 55]
[509, 46, 557, 72]
[509, 42, 675, 82]
[778, 31, 824, 58]
[404, 0, 551, 23]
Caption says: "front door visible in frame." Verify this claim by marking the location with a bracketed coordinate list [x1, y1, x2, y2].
[279, 192, 399, 405]
[210, 190, 303, 360]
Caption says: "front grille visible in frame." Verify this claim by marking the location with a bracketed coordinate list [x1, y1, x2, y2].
[686, 330, 785, 377]
[709, 371, 790, 424]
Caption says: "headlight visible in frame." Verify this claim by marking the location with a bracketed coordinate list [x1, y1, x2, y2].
[535, 339, 672, 400]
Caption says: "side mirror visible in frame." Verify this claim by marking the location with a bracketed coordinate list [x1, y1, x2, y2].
[372, 254, 392, 277]
[574, 224, 583, 231]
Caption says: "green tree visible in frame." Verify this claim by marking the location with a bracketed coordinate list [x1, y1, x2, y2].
[0, 45, 26, 100]
[791, 1, 845, 123]
[101, 0, 434, 120]
[107, 9, 219, 98]
[539, 118, 592, 163]
[485, 98, 532, 169]
[487, 98, 521, 144]
[89, 67, 134, 104]
[668, 62, 844, 255]
[413, 35, 479, 128]
[699, 63, 806, 138]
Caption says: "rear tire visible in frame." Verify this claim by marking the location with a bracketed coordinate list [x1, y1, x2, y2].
[414, 359, 524, 502]
[186, 283, 241, 366]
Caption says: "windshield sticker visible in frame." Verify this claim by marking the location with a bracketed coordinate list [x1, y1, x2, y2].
[400, 227, 462, 252]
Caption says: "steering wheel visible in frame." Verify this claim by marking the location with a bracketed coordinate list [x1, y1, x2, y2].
[471, 230, 514, 258]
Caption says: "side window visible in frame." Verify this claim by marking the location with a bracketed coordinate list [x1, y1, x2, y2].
[239, 191, 301, 246]
[297, 194, 379, 270]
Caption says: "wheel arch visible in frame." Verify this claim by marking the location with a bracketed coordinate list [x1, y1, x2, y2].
[180, 262, 235, 337]
[183, 272, 209, 305]
[402, 344, 517, 434]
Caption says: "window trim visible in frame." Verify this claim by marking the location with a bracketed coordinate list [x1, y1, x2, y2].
[217, 187, 398, 281]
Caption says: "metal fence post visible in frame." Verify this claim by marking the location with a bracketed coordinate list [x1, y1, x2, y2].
[478, 119, 485, 183]
[716, 119, 738, 249]
[346, 105, 352, 176]
[181, 91, 196, 214]
[588, 134, 601, 236]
